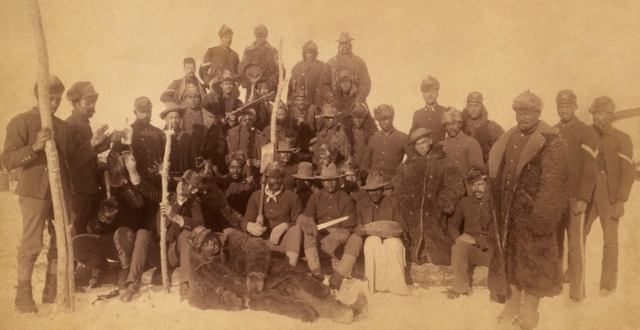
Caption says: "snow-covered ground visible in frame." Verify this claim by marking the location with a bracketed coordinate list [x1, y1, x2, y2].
[0, 186, 638, 330]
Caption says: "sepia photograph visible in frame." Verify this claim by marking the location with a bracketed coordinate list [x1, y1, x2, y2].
[0, 0, 639, 329]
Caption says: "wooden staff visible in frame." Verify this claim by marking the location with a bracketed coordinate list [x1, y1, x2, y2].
[28, 0, 75, 311]
[159, 130, 172, 293]
[104, 171, 111, 199]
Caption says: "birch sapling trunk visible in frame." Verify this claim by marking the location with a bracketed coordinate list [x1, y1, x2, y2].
[160, 130, 172, 293]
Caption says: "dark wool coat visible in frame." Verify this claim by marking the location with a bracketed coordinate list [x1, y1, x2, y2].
[238, 41, 284, 92]
[321, 48, 371, 103]
[461, 106, 505, 164]
[486, 121, 569, 299]
[288, 49, 326, 106]
[392, 147, 465, 265]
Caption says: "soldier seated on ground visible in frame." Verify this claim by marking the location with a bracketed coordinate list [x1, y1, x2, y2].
[187, 226, 367, 324]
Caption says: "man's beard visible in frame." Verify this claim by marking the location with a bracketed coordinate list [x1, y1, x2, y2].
[276, 118, 287, 126]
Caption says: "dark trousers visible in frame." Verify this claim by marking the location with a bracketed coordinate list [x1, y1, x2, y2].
[168, 230, 191, 284]
[126, 229, 160, 285]
[451, 241, 490, 293]
[70, 193, 94, 235]
[73, 227, 136, 269]
[585, 171, 619, 291]
[565, 198, 586, 299]
[17, 195, 57, 282]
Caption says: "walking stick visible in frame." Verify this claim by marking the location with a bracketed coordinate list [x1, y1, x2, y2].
[104, 171, 111, 200]
[159, 130, 173, 293]
[28, 0, 75, 311]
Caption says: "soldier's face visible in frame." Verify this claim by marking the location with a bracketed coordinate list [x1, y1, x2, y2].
[339, 79, 352, 94]
[257, 83, 269, 96]
[319, 154, 330, 167]
[184, 63, 196, 78]
[177, 181, 197, 197]
[184, 94, 201, 110]
[376, 116, 394, 132]
[353, 117, 365, 129]
[422, 89, 439, 106]
[304, 51, 314, 62]
[367, 187, 384, 204]
[221, 35, 233, 48]
[228, 160, 244, 180]
[75, 97, 97, 119]
[134, 109, 152, 124]
[49, 92, 63, 114]
[294, 97, 306, 110]
[324, 116, 336, 128]
[322, 179, 339, 193]
[345, 173, 357, 183]
[221, 81, 234, 95]
[297, 178, 312, 189]
[471, 180, 487, 200]
[515, 109, 540, 132]
[255, 36, 267, 47]
[201, 236, 221, 258]
[467, 102, 483, 119]
[226, 113, 238, 127]
[414, 137, 432, 156]
[240, 116, 255, 129]
[445, 121, 462, 137]
[591, 111, 614, 129]
[323, 91, 334, 104]
[165, 111, 182, 130]
[557, 103, 577, 123]
[338, 43, 350, 55]
[277, 151, 292, 164]
[267, 175, 284, 192]
[276, 108, 287, 121]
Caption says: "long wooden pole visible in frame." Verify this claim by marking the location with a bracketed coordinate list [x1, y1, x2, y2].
[28, 0, 75, 310]
[160, 131, 172, 293]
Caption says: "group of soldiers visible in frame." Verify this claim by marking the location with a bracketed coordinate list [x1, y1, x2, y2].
[2, 23, 636, 329]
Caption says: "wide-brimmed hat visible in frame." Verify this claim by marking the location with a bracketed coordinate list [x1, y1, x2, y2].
[361, 171, 388, 190]
[321, 104, 338, 117]
[174, 170, 203, 188]
[408, 127, 434, 145]
[292, 162, 315, 180]
[315, 163, 344, 180]
[159, 102, 186, 119]
[336, 31, 354, 43]
[277, 138, 299, 153]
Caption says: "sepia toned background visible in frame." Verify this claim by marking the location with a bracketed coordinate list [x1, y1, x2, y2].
[0, 0, 638, 329]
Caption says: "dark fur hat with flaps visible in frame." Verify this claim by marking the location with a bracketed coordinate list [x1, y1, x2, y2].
[465, 166, 487, 184]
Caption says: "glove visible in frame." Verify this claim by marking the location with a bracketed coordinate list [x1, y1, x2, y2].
[354, 224, 366, 237]
[573, 199, 588, 215]
[327, 227, 350, 243]
[320, 235, 341, 257]
[269, 223, 289, 245]
[297, 214, 317, 236]
[247, 222, 267, 237]
[611, 201, 625, 220]
[99, 198, 118, 223]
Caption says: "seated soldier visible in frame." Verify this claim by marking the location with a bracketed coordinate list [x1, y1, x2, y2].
[445, 166, 491, 299]
[296, 164, 363, 289]
[195, 173, 242, 232]
[161, 102, 197, 176]
[215, 151, 256, 216]
[243, 162, 304, 267]
[340, 161, 367, 204]
[292, 162, 320, 209]
[187, 226, 367, 323]
[73, 152, 145, 291]
[263, 102, 300, 146]
[120, 153, 204, 301]
[354, 171, 409, 296]
[276, 138, 300, 191]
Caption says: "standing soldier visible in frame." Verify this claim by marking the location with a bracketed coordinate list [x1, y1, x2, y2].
[288, 40, 326, 107]
[553, 90, 597, 302]
[200, 24, 240, 90]
[351, 103, 378, 167]
[226, 109, 269, 179]
[333, 71, 359, 116]
[238, 25, 283, 100]
[461, 92, 504, 163]
[3, 76, 69, 312]
[160, 58, 207, 104]
[65, 81, 116, 234]
[437, 107, 484, 179]
[410, 76, 447, 144]
[180, 84, 215, 155]
[585, 96, 634, 295]
[160, 102, 197, 176]
[321, 32, 371, 104]
[486, 91, 568, 330]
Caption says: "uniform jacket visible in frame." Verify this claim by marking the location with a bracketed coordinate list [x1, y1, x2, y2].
[321, 51, 371, 103]
[165, 131, 197, 175]
[226, 126, 269, 164]
[66, 111, 111, 194]
[161, 192, 203, 243]
[180, 108, 216, 155]
[216, 174, 256, 215]
[202, 90, 244, 119]
[447, 195, 490, 248]
[263, 123, 300, 145]
[593, 124, 635, 203]
[410, 104, 447, 143]
[334, 85, 358, 116]
[242, 188, 303, 238]
[238, 41, 284, 92]
[199, 46, 240, 86]
[2, 108, 72, 199]
[361, 128, 411, 182]
[288, 57, 326, 106]
[355, 196, 409, 244]
[302, 189, 357, 231]
[461, 106, 505, 163]
[392, 148, 465, 265]
[111, 120, 164, 179]
[200, 121, 228, 173]
[351, 115, 379, 166]
[437, 131, 484, 177]
[160, 76, 207, 104]
[86, 182, 145, 235]
[486, 120, 569, 298]
[554, 116, 597, 201]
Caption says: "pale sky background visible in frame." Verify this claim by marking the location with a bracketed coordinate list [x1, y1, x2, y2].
[1, 0, 639, 150]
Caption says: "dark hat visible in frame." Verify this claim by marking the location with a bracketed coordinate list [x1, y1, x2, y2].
[441, 106, 462, 124]
[292, 162, 315, 180]
[254, 24, 268, 37]
[239, 108, 257, 121]
[265, 161, 286, 178]
[134, 96, 152, 111]
[361, 171, 388, 190]
[466, 166, 487, 184]
[512, 91, 543, 112]
[336, 31, 354, 43]
[588, 96, 615, 114]
[408, 127, 434, 145]
[337, 70, 354, 83]
[321, 104, 338, 117]
[420, 76, 440, 92]
[292, 88, 307, 98]
[219, 69, 236, 83]
[182, 83, 201, 98]
[218, 24, 234, 37]
[33, 75, 65, 98]
[277, 138, 298, 152]
[159, 102, 186, 119]
[315, 163, 344, 180]
[556, 90, 577, 105]
[374, 104, 394, 119]
[225, 150, 247, 166]
[183, 57, 196, 66]
[351, 103, 369, 118]
[467, 91, 483, 103]
[175, 169, 203, 188]
[66, 81, 99, 102]
[303, 40, 318, 52]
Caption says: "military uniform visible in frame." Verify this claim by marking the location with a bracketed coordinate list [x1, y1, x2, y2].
[160, 76, 207, 104]
[461, 106, 504, 163]
[199, 46, 240, 87]
[410, 104, 447, 143]
[320, 33, 371, 103]
[361, 129, 411, 182]
[288, 40, 327, 106]
[180, 108, 215, 155]
[226, 125, 268, 178]
[216, 174, 256, 216]
[238, 40, 283, 95]
[437, 131, 484, 178]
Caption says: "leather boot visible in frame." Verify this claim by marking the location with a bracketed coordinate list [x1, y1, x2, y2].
[15, 280, 38, 313]
[42, 259, 57, 304]
[329, 272, 345, 290]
